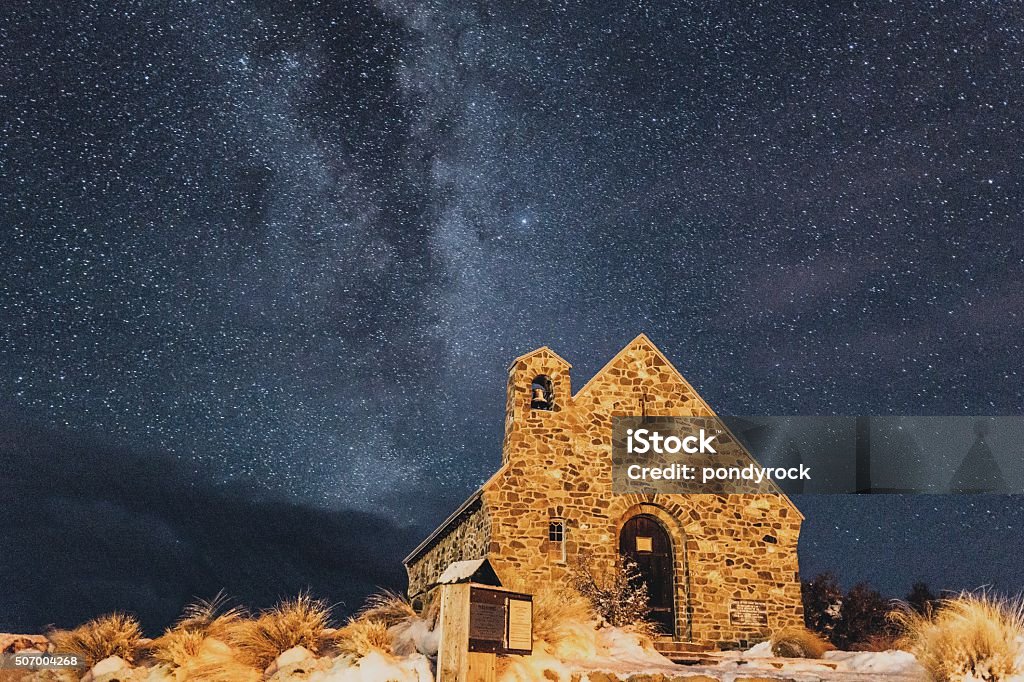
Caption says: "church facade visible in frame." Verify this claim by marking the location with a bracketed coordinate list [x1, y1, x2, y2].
[403, 335, 803, 649]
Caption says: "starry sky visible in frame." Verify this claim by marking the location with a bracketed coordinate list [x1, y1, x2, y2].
[1, 0, 1023, 632]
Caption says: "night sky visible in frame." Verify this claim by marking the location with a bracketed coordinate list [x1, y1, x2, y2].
[2, 1, 1023, 633]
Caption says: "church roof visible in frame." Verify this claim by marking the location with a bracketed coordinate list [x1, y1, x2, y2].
[508, 345, 572, 370]
[573, 333, 706, 403]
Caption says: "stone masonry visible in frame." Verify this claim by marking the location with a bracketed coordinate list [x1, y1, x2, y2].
[404, 334, 804, 649]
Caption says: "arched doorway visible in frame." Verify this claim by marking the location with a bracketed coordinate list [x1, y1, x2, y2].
[619, 514, 675, 634]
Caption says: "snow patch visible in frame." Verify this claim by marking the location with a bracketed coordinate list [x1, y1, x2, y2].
[826, 649, 923, 675]
[311, 650, 433, 682]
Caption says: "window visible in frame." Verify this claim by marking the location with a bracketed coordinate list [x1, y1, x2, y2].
[548, 520, 564, 542]
[530, 375, 554, 410]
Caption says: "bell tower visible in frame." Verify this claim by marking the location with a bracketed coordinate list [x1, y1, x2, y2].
[502, 346, 573, 466]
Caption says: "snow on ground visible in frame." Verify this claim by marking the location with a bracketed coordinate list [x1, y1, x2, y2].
[697, 641, 926, 681]
[308, 650, 434, 682]
[496, 628, 927, 681]
[4, 648, 929, 682]
[3, 630, 929, 681]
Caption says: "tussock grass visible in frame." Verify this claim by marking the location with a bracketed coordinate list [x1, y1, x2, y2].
[47, 612, 144, 666]
[333, 618, 393, 660]
[173, 593, 247, 641]
[234, 593, 333, 670]
[893, 592, 1024, 682]
[150, 627, 207, 666]
[148, 593, 249, 670]
[419, 590, 440, 630]
[356, 590, 417, 629]
[166, 638, 261, 682]
[770, 625, 834, 659]
[531, 583, 601, 658]
[385, 590, 439, 657]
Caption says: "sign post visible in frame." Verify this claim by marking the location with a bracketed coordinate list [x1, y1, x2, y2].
[435, 583, 533, 682]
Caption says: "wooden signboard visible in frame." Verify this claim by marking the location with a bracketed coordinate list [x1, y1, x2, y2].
[437, 583, 533, 682]
[468, 586, 533, 655]
[729, 599, 768, 626]
[506, 596, 533, 654]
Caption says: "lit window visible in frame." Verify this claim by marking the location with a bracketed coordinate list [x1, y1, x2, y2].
[636, 536, 653, 552]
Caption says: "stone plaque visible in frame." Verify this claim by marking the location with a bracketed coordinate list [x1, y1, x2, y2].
[505, 597, 533, 654]
[730, 600, 768, 626]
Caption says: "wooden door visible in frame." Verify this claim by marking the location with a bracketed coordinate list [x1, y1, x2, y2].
[619, 514, 675, 635]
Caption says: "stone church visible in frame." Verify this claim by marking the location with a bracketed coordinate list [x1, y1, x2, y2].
[404, 335, 803, 650]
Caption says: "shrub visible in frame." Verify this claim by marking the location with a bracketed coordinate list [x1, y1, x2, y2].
[770, 626, 834, 659]
[906, 581, 940, 617]
[802, 574, 899, 648]
[234, 593, 333, 669]
[893, 592, 1024, 682]
[569, 552, 651, 629]
[833, 582, 896, 649]
[47, 613, 144, 666]
[802, 572, 843, 641]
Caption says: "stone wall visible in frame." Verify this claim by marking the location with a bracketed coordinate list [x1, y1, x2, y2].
[406, 497, 492, 598]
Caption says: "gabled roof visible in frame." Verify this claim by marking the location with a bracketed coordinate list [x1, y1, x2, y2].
[508, 345, 572, 370]
[573, 333, 708, 407]
[436, 558, 502, 587]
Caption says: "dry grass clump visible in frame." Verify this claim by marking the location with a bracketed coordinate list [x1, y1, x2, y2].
[150, 627, 208, 667]
[388, 590, 440, 657]
[333, 617, 393, 660]
[234, 593, 333, 670]
[770, 625, 835, 659]
[621, 618, 662, 642]
[47, 612, 144, 666]
[418, 590, 440, 630]
[148, 593, 249, 671]
[356, 590, 417, 628]
[892, 592, 1024, 682]
[333, 589, 429, 660]
[531, 583, 601, 658]
[165, 638, 261, 682]
[904, 592, 1024, 677]
[173, 593, 247, 641]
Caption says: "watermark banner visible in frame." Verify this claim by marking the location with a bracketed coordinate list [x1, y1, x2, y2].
[611, 416, 1023, 494]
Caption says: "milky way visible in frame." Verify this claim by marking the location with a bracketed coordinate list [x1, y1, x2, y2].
[2, 0, 1024, 615]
